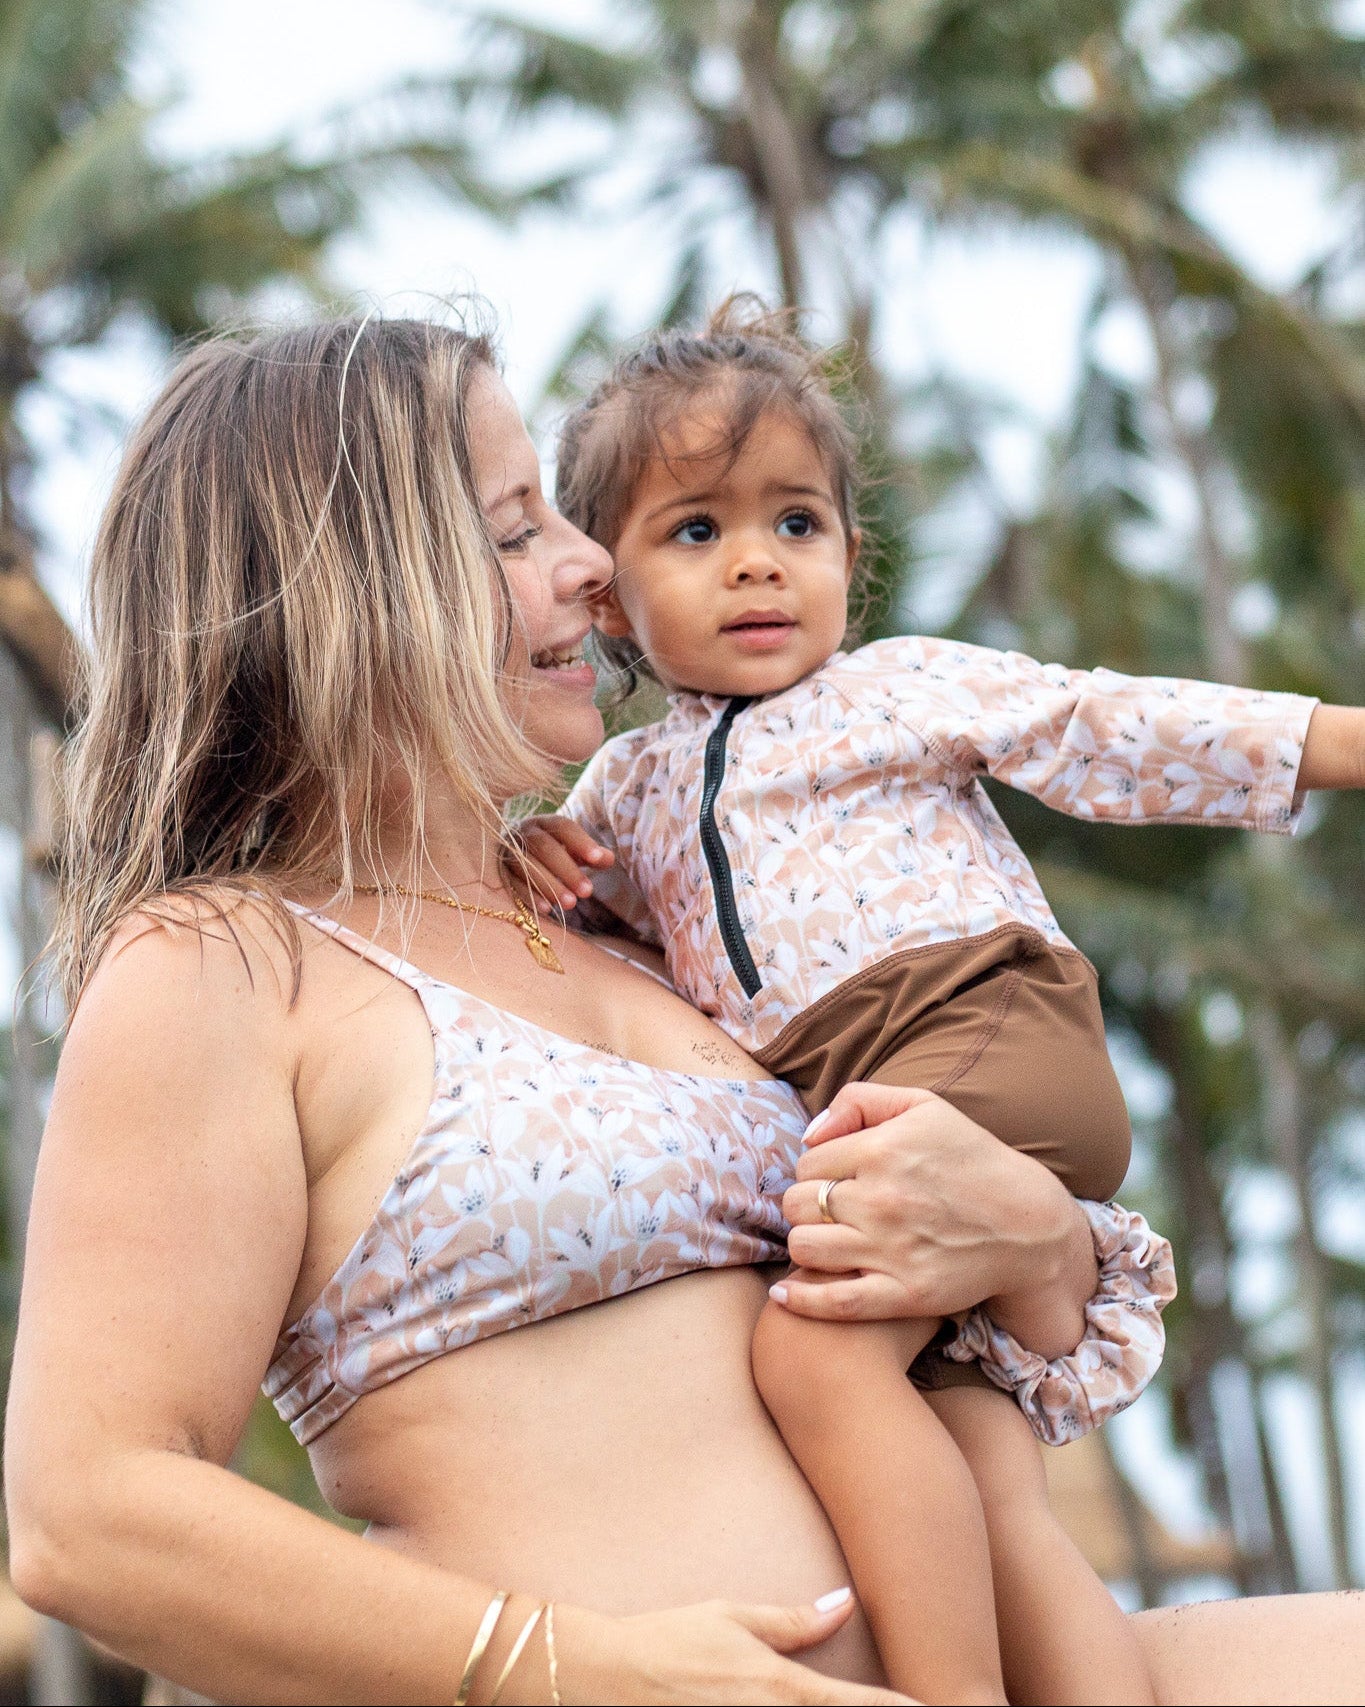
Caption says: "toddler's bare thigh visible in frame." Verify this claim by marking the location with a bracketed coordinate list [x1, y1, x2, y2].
[926, 1382, 1048, 1505]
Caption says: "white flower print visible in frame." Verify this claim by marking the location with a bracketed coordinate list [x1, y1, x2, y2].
[562, 635, 1315, 1054]
[264, 931, 805, 1445]
[946, 1200, 1177, 1446]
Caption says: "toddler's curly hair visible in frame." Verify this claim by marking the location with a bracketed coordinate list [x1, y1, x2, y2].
[555, 295, 866, 696]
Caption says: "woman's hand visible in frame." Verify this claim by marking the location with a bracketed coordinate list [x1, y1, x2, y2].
[505, 815, 614, 915]
[774, 1083, 1095, 1340]
[553, 1590, 915, 1705]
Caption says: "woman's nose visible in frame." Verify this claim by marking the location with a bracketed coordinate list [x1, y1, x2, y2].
[552, 517, 614, 600]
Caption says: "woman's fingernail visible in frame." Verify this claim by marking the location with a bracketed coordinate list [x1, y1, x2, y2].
[576, 879, 593, 896]
[589, 848, 609, 864]
[560, 892, 577, 908]
[768, 1282, 789, 1304]
[802, 1110, 831, 1144]
[814, 1587, 852, 1613]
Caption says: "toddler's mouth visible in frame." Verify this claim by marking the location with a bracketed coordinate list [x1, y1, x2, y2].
[721, 610, 797, 650]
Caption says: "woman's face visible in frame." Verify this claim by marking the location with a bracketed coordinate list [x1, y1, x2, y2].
[467, 366, 614, 765]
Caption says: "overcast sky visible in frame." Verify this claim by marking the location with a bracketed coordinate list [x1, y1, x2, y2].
[23, 0, 1356, 633]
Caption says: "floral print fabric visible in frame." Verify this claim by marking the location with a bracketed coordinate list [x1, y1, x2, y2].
[264, 908, 1182, 1448]
[946, 1198, 1178, 1446]
[264, 910, 807, 1444]
[563, 635, 1316, 1056]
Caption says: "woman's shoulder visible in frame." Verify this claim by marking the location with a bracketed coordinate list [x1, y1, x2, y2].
[49, 885, 310, 1213]
[74, 883, 306, 1051]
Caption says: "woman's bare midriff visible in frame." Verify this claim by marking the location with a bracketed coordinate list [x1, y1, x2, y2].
[308, 1267, 885, 1688]
[283, 914, 884, 1687]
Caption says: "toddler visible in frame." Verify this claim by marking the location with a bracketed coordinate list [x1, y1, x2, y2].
[519, 301, 1357, 1704]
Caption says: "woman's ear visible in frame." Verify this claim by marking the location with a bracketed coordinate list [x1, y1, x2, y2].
[587, 576, 636, 639]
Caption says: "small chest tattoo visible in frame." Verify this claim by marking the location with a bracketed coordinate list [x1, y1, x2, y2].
[691, 1037, 744, 1070]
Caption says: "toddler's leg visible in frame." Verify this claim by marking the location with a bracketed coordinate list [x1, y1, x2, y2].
[930, 1384, 1156, 1706]
[753, 1294, 1007, 1704]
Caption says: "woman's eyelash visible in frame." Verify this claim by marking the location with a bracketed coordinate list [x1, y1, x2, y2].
[498, 524, 542, 553]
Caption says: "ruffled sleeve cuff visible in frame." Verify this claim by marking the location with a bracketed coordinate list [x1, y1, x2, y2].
[942, 1199, 1177, 1446]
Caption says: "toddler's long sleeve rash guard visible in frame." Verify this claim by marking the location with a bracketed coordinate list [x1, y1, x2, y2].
[563, 635, 1317, 1057]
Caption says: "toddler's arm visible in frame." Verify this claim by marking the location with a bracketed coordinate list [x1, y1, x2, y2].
[507, 811, 664, 945]
[1299, 702, 1365, 791]
[901, 636, 1321, 833]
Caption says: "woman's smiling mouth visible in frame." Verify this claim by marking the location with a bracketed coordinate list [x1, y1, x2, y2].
[530, 642, 597, 689]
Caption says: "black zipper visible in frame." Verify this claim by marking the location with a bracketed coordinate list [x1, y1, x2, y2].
[700, 696, 762, 999]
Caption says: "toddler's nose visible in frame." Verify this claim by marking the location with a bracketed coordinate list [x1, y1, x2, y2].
[727, 552, 787, 587]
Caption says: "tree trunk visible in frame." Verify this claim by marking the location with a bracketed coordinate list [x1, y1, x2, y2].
[1096, 1429, 1165, 1608]
[734, 1, 809, 308]
[1127, 259, 1246, 685]
[0, 650, 93, 1705]
[0, 343, 77, 725]
[1250, 1004, 1355, 1589]
[1142, 1003, 1298, 1593]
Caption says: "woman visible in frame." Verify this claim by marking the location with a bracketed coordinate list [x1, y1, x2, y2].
[4, 314, 1360, 1706]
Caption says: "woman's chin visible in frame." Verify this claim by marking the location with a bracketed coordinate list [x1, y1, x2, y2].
[525, 697, 605, 766]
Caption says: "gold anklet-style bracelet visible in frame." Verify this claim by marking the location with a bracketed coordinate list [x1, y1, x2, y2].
[545, 1602, 562, 1706]
[489, 1604, 546, 1706]
[454, 1590, 509, 1706]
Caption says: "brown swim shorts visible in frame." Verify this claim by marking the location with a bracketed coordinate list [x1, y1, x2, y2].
[754, 923, 1132, 1391]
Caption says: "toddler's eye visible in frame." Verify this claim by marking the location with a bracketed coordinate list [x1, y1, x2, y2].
[673, 515, 717, 545]
[777, 510, 818, 539]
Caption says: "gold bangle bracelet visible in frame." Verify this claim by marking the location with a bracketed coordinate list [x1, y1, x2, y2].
[454, 1590, 509, 1707]
[489, 1603, 545, 1706]
[545, 1602, 562, 1707]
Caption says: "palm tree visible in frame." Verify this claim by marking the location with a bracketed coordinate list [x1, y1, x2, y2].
[0, 6, 513, 1695]
[433, 0, 1365, 1592]
[0, 0, 512, 682]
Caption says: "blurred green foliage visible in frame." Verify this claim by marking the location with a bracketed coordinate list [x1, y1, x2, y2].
[4, 0, 1365, 1600]
[0, 0, 499, 1539]
[436, 0, 1365, 1593]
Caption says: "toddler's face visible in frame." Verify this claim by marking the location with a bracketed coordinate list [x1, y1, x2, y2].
[590, 402, 859, 698]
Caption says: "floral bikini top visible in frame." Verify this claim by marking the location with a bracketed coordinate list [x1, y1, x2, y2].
[263, 904, 808, 1445]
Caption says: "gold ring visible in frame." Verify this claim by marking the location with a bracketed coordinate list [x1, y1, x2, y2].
[816, 1178, 841, 1224]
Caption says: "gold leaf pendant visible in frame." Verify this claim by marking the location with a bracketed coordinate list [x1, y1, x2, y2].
[514, 903, 565, 974]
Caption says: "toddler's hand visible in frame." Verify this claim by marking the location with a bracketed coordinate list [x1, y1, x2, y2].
[506, 815, 615, 915]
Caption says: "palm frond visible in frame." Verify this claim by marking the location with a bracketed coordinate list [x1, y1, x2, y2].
[0, 0, 150, 201]
[451, 13, 657, 121]
[2, 93, 154, 288]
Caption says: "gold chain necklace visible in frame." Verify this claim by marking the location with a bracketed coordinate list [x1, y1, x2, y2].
[351, 882, 565, 974]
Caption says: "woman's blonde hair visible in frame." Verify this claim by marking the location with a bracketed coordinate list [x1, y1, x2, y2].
[54, 312, 551, 1006]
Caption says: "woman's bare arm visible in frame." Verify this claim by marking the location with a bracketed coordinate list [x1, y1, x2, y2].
[5, 911, 520, 1703]
[3, 909, 905, 1707]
